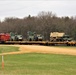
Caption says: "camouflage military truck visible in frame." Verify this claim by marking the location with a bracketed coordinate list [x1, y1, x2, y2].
[50, 32, 72, 42]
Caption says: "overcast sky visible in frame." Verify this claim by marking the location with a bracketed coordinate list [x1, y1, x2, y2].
[0, 0, 76, 21]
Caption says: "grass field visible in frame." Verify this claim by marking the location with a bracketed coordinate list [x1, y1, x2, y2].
[0, 46, 76, 75]
[0, 53, 76, 75]
[0, 46, 19, 53]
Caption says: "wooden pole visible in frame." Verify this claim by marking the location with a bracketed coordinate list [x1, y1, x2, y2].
[2, 55, 4, 69]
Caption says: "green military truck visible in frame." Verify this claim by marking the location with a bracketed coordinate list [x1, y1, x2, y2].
[27, 31, 44, 41]
[10, 32, 23, 41]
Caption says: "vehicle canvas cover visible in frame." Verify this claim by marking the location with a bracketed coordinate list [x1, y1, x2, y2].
[50, 32, 65, 37]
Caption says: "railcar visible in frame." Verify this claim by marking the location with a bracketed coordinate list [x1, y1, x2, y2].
[0, 33, 10, 43]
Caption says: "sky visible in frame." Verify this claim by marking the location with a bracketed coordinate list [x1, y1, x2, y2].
[0, 0, 76, 21]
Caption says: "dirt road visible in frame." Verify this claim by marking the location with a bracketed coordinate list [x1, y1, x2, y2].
[0, 45, 76, 56]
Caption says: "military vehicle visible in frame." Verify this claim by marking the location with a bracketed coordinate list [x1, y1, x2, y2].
[50, 32, 72, 42]
[10, 32, 23, 41]
[27, 31, 43, 41]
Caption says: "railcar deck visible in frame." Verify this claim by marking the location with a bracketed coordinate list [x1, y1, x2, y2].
[1, 41, 75, 46]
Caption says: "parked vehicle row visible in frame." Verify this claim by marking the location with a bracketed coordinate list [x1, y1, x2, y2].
[0, 32, 75, 46]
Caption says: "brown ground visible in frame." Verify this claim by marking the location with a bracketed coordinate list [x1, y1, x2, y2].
[0, 45, 76, 56]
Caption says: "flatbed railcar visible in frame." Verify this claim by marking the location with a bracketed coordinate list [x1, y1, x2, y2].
[0, 41, 75, 46]
[0, 32, 76, 46]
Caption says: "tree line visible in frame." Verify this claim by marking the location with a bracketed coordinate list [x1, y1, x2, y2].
[0, 11, 76, 40]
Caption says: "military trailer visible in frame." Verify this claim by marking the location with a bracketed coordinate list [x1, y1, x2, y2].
[15, 35, 23, 41]
[36, 34, 44, 41]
